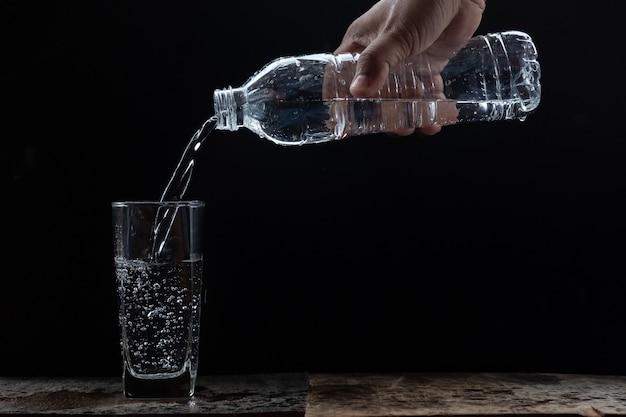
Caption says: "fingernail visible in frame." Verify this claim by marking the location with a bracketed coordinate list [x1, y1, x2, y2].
[350, 74, 369, 92]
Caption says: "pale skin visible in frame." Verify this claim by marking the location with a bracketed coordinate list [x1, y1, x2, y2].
[334, 0, 487, 136]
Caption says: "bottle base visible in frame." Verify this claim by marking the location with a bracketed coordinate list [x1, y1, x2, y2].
[123, 369, 196, 399]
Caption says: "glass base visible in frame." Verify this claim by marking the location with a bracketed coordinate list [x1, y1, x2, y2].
[123, 369, 196, 399]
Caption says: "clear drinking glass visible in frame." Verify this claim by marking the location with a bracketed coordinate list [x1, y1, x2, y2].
[111, 200, 205, 398]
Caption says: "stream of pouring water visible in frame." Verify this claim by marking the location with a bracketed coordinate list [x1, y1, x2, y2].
[160, 115, 218, 202]
[150, 115, 218, 260]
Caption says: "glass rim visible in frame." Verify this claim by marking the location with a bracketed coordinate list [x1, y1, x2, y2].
[111, 200, 205, 208]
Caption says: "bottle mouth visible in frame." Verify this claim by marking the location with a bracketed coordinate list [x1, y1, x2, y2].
[213, 87, 238, 131]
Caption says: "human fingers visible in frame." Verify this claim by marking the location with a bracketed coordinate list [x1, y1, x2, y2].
[346, 0, 464, 97]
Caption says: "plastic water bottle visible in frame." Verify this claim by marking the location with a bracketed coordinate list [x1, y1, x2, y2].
[213, 30, 541, 146]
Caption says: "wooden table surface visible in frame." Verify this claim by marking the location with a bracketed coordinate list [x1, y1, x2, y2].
[1, 372, 625, 416]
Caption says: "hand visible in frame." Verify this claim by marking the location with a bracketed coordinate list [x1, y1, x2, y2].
[335, 0, 486, 136]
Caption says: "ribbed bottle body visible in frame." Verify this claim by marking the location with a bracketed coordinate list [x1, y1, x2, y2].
[213, 30, 541, 145]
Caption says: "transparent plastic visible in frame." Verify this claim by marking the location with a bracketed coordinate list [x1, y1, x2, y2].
[213, 30, 541, 146]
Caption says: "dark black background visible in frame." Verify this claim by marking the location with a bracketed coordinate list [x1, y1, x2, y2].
[2, 1, 625, 377]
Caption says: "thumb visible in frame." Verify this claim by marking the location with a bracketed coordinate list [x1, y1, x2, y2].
[349, 37, 411, 98]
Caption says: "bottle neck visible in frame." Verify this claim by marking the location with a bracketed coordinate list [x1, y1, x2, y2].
[213, 87, 245, 131]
